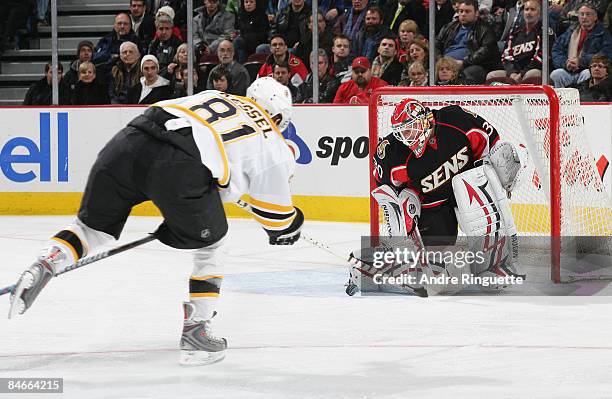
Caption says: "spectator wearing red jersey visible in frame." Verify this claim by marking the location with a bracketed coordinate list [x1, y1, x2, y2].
[257, 34, 308, 86]
[333, 56, 387, 104]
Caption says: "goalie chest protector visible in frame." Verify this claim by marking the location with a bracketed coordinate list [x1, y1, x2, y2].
[374, 106, 498, 208]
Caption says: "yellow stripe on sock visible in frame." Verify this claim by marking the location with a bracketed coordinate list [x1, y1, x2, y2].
[190, 293, 220, 298]
[252, 213, 296, 228]
[190, 275, 224, 281]
[243, 195, 294, 213]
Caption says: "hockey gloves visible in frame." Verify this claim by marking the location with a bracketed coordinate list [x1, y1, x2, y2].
[268, 207, 304, 245]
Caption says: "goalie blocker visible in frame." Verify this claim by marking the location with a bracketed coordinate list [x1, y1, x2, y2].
[346, 185, 441, 297]
[347, 182, 428, 297]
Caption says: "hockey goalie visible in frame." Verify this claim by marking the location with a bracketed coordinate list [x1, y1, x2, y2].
[347, 98, 528, 296]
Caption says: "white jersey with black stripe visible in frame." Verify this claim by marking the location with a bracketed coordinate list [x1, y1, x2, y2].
[153, 90, 297, 233]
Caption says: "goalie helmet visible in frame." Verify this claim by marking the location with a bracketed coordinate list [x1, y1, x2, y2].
[390, 98, 434, 158]
[246, 77, 293, 130]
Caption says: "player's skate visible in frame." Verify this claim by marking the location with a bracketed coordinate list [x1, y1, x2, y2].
[180, 302, 227, 366]
[8, 247, 66, 319]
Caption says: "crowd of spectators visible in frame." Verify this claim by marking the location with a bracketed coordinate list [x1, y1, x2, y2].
[14, 0, 612, 105]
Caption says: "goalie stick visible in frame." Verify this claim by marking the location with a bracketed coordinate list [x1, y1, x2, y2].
[0, 234, 157, 297]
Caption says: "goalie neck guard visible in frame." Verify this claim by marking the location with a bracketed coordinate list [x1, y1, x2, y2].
[390, 98, 434, 158]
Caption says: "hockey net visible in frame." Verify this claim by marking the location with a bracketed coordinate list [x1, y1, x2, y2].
[369, 86, 612, 283]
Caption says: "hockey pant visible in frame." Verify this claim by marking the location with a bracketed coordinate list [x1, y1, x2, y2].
[79, 110, 228, 249]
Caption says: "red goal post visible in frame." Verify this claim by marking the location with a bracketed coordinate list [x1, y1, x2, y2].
[368, 85, 610, 283]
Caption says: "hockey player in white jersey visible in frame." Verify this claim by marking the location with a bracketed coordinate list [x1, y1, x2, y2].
[8, 77, 303, 366]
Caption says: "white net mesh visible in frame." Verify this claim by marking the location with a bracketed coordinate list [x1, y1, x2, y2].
[372, 87, 612, 281]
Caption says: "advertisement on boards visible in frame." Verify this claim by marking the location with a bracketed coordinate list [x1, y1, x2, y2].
[0, 104, 610, 214]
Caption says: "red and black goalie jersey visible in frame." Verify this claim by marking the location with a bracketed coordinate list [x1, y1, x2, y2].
[373, 105, 500, 209]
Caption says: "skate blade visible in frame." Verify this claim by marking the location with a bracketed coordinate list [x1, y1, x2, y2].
[180, 350, 225, 366]
[8, 272, 35, 319]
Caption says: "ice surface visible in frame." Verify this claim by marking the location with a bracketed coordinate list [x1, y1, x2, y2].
[1, 216, 611, 399]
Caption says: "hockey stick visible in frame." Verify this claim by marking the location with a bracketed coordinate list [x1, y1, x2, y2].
[0, 234, 157, 297]
[300, 234, 349, 262]
[235, 198, 350, 262]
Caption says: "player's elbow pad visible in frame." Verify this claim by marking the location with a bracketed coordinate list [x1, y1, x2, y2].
[267, 207, 304, 245]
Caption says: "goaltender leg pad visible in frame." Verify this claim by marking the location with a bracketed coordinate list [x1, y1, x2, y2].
[488, 141, 529, 193]
[452, 164, 525, 281]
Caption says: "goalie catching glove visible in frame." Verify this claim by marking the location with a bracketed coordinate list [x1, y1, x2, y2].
[486, 140, 529, 194]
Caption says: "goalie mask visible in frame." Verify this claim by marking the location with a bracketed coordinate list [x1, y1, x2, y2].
[246, 77, 293, 130]
[390, 98, 434, 158]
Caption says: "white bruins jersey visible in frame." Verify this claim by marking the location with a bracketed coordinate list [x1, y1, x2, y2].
[153, 91, 297, 234]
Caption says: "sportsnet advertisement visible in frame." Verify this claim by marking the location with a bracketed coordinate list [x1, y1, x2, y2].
[0, 104, 610, 219]
[286, 105, 370, 197]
